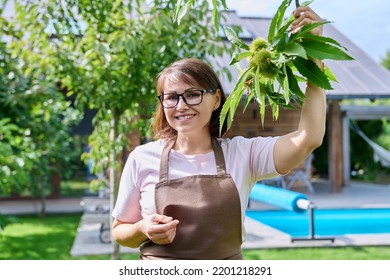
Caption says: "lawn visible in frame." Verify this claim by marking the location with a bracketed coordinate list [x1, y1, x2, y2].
[1, 214, 390, 260]
[60, 180, 92, 197]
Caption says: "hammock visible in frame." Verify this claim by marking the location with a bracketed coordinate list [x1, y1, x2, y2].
[350, 122, 390, 167]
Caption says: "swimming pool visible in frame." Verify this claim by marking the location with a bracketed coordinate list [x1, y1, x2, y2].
[246, 208, 390, 237]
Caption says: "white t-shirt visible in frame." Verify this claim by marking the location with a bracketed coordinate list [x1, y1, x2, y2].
[112, 136, 280, 238]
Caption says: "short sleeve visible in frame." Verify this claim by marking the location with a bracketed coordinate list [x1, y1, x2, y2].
[221, 136, 280, 184]
[111, 151, 143, 223]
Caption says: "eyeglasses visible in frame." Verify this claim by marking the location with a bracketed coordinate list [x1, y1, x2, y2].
[157, 89, 215, 108]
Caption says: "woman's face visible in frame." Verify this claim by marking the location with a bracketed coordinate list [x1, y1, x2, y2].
[161, 79, 221, 138]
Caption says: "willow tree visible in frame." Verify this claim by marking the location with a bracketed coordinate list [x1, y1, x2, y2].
[5, 0, 228, 258]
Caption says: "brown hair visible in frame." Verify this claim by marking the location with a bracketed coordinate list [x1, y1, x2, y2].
[152, 58, 228, 139]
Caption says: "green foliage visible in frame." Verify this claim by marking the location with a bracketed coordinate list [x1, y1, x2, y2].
[0, 119, 33, 193]
[311, 117, 390, 181]
[351, 120, 390, 183]
[292, 57, 331, 89]
[174, 0, 228, 31]
[219, 0, 353, 133]
[0, 213, 17, 232]
[1, 0, 228, 200]
[40, 0, 227, 181]
[381, 49, 390, 70]
[60, 180, 90, 197]
[172, 0, 354, 135]
[377, 121, 390, 150]
[0, 17, 81, 198]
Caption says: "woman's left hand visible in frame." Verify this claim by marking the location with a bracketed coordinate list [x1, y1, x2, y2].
[291, 6, 323, 36]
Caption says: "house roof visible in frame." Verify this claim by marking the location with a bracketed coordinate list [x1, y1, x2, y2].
[215, 11, 390, 100]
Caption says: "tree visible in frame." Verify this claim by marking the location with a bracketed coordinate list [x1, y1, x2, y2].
[4, 0, 228, 258]
[0, 36, 33, 194]
[0, 11, 80, 215]
[382, 49, 390, 70]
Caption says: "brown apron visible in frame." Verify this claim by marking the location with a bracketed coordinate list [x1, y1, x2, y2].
[140, 137, 243, 260]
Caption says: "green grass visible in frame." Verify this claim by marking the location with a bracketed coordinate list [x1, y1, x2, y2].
[1, 214, 389, 260]
[0, 179, 91, 198]
[60, 180, 91, 197]
[0, 214, 139, 260]
[242, 247, 390, 260]
[0, 214, 82, 260]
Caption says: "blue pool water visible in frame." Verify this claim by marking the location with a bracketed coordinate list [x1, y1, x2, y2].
[246, 208, 390, 237]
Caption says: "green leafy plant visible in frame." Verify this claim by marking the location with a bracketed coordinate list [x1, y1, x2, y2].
[0, 214, 18, 233]
[174, 0, 228, 31]
[219, 0, 353, 134]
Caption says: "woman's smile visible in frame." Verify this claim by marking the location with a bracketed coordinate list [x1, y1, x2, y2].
[175, 114, 196, 120]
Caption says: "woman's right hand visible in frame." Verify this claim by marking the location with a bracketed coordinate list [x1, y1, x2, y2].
[141, 214, 180, 245]
[291, 6, 323, 36]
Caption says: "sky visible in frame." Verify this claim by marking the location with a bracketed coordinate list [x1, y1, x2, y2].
[226, 0, 390, 63]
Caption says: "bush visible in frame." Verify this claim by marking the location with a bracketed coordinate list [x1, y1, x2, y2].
[0, 213, 18, 232]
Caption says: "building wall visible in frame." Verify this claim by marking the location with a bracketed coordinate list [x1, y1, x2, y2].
[224, 100, 302, 138]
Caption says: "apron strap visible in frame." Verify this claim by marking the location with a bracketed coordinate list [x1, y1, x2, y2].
[159, 138, 176, 182]
[211, 137, 227, 176]
[159, 137, 227, 182]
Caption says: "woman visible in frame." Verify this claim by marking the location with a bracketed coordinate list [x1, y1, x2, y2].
[112, 6, 326, 259]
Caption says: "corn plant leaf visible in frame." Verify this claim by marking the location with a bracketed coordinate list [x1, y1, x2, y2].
[224, 27, 250, 50]
[300, 40, 354, 60]
[293, 57, 332, 90]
